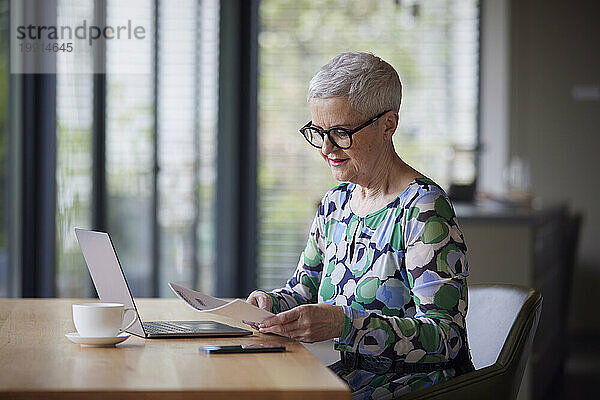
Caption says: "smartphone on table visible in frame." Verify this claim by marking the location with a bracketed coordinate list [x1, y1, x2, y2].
[199, 344, 286, 354]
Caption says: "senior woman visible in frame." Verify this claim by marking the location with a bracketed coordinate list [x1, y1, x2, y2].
[247, 52, 474, 399]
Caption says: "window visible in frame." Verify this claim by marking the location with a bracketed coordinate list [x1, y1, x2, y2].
[55, 0, 94, 297]
[156, 0, 219, 296]
[105, 0, 156, 297]
[55, 0, 219, 298]
[257, 0, 480, 289]
[0, 0, 8, 297]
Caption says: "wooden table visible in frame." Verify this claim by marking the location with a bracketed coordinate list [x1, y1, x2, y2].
[0, 299, 350, 399]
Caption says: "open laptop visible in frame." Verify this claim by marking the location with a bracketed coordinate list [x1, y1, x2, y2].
[74, 228, 252, 338]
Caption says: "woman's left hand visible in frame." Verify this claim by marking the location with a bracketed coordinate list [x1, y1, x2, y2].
[258, 303, 345, 343]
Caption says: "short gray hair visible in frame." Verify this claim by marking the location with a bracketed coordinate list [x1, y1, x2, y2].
[307, 52, 402, 118]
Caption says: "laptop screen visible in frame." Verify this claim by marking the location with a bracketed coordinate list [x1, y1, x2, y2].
[75, 228, 146, 337]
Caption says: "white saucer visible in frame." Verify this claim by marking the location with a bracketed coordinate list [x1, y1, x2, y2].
[65, 332, 130, 347]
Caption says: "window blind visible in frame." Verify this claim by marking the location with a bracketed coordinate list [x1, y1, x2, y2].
[55, 0, 94, 297]
[55, 0, 219, 297]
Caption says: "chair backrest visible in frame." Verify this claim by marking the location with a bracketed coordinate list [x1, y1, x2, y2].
[400, 284, 542, 400]
[466, 285, 530, 369]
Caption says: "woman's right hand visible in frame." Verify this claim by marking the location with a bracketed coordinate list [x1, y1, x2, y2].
[246, 290, 273, 312]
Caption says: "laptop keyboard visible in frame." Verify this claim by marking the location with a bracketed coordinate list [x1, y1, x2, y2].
[142, 321, 194, 334]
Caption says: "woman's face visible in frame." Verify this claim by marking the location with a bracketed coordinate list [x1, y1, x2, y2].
[308, 97, 388, 184]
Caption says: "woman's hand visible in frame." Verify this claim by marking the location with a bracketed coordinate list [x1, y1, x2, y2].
[258, 304, 344, 343]
[246, 290, 273, 312]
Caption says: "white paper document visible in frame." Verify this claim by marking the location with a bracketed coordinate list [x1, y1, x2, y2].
[169, 282, 274, 328]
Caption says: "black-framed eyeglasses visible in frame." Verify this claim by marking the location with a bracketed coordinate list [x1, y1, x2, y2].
[299, 109, 391, 150]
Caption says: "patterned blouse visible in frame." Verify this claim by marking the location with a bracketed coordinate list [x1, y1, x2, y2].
[265, 177, 471, 400]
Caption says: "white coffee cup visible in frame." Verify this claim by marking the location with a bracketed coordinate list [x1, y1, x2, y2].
[72, 303, 138, 337]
